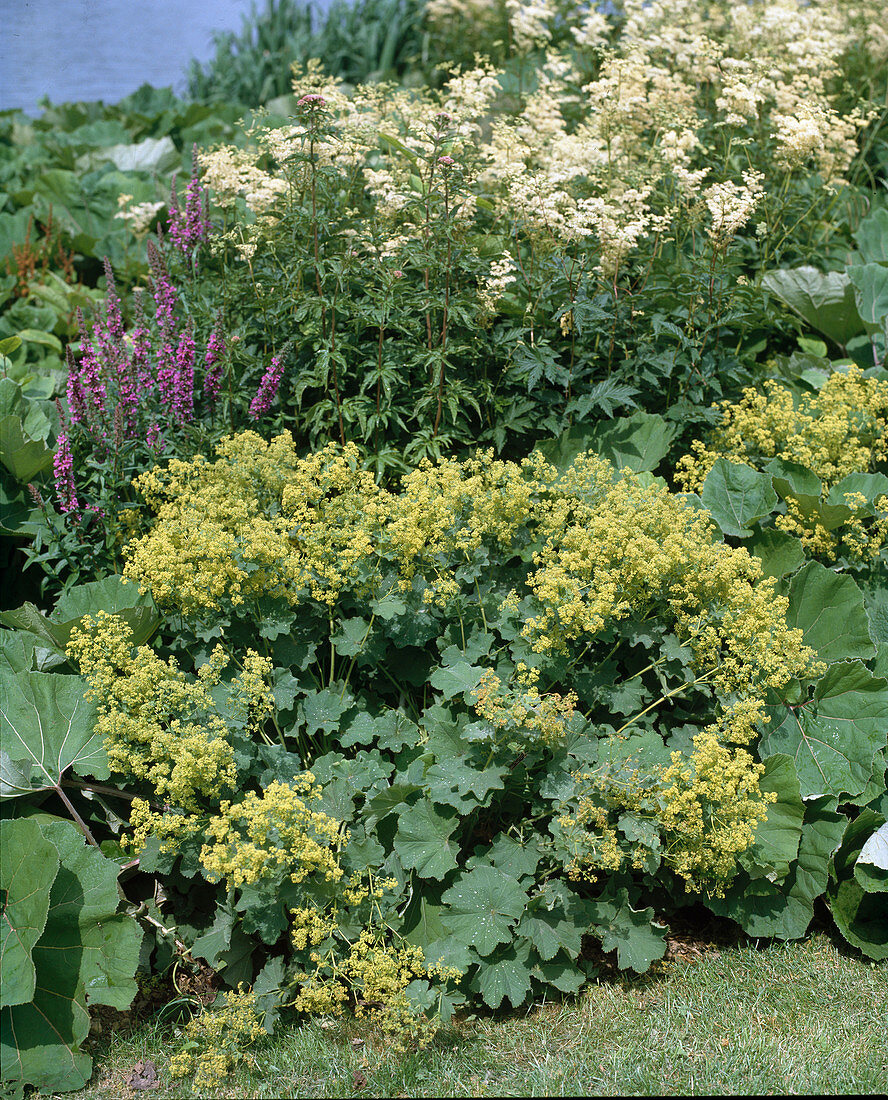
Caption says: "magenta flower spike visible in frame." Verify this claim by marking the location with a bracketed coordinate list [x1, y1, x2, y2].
[249, 354, 284, 419]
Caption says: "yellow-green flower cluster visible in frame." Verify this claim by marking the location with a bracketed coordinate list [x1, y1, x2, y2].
[67, 613, 236, 811]
[677, 366, 888, 560]
[200, 775, 344, 889]
[126, 434, 384, 611]
[290, 926, 461, 1049]
[168, 987, 264, 1092]
[381, 450, 539, 605]
[472, 664, 577, 748]
[523, 457, 819, 704]
[656, 723, 777, 893]
[228, 650, 275, 733]
[558, 716, 777, 895]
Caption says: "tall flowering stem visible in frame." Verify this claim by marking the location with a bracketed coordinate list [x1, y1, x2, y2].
[249, 354, 285, 420]
[168, 147, 210, 254]
[53, 406, 80, 520]
[204, 325, 226, 411]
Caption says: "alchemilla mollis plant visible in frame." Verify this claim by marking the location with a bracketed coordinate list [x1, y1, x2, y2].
[63, 437, 825, 1028]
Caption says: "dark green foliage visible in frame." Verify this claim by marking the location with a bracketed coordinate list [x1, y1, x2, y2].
[186, 0, 428, 107]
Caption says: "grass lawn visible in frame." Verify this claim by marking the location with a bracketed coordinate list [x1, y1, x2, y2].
[65, 923, 887, 1098]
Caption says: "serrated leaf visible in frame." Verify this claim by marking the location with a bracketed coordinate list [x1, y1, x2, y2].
[394, 800, 459, 880]
[429, 658, 485, 701]
[701, 459, 778, 538]
[0, 670, 106, 797]
[531, 954, 588, 994]
[586, 886, 667, 973]
[762, 660, 888, 799]
[440, 866, 528, 957]
[472, 834, 543, 881]
[471, 943, 533, 1009]
[424, 754, 506, 810]
[302, 688, 350, 736]
[191, 904, 235, 968]
[777, 562, 875, 665]
[0, 819, 59, 1008]
[252, 955, 285, 1033]
[0, 577, 159, 655]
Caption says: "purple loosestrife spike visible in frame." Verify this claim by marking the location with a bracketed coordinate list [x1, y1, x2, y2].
[204, 326, 226, 407]
[249, 354, 284, 419]
[147, 240, 179, 332]
[65, 346, 88, 427]
[172, 321, 196, 423]
[102, 259, 125, 340]
[168, 150, 209, 252]
[53, 415, 80, 519]
[156, 339, 178, 409]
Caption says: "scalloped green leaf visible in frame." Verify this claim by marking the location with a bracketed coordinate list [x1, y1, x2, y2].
[762, 661, 888, 800]
[440, 865, 528, 957]
[0, 819, 59, 1009]
[394, 800, 460, 880]
[0, 670, 106, 798]
[700, 458, 778, 538]
[586, 886, 666, 974]
[429, 658, 485, 701]
[777, 562, 875, 664]
[471, 943, 533, 1009]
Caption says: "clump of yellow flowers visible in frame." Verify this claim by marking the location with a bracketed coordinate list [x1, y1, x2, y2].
[473, 664, 578, 749]
[67, 612, 238, 811]
[200, 776, 343, 889]
[168, 987, 264, 1092]
[677, 366, 888, 561]
[290, 923, 461, 1051]
[120, 432, 824, 899]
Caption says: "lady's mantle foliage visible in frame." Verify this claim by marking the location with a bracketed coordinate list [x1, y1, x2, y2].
[63, 434, 833, 1029]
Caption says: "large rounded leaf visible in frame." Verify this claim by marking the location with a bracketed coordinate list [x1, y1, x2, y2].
[776, 562, 876, 665]
[709, 796, 845, 940]
[0, 819, 59, 1009]
[762, 267, 864, 346]
[0, 669, 105, 798]
[762, 660, 888, 800]
[700, 458, 778, 538]
[1, 820, 142, 1092]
